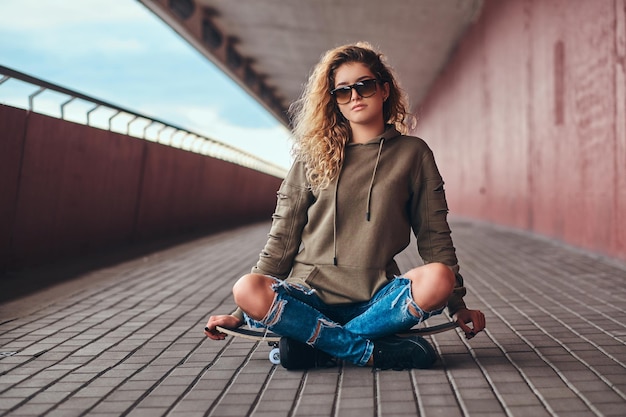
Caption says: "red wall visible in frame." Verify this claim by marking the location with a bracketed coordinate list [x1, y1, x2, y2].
[416, 0, 626, 262]
[0, 105, 26, 266]
[0, 104, 282, 270]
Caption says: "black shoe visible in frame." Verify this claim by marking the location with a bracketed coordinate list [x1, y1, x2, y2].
[372, 335, 437, 370]
[279, 338, 337, 370]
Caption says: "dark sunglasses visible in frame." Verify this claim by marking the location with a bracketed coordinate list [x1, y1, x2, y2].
[330, 79, 379, 104]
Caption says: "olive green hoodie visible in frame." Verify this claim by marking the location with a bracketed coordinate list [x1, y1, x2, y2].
[241, 126, 466, 319]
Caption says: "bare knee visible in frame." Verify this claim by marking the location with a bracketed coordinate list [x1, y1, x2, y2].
[232, 274, 276, 320]
[405, 263, 455, 312]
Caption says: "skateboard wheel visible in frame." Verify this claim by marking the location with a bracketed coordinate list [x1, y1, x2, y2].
[269, 348, 280, 364]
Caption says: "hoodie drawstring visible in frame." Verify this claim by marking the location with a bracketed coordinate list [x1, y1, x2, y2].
[333, 137, 385, 266]
[333, 164, 340, 266]
[366, 138, 385, 221]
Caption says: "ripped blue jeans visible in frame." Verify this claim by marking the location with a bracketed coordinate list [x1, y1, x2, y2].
[244, 277, 445, 366]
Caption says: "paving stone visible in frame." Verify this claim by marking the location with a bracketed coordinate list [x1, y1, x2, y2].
[1, 221, 625, 416]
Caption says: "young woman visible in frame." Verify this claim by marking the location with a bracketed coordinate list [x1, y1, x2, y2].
[205, 42, 485, 370]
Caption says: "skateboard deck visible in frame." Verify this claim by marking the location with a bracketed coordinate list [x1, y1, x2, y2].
[215, 325, 281, 342]
[214, 321, 459, 365]
[400, 320, 460, 336]
[214, 320, 459, 342]
[214, 325, 281, 363]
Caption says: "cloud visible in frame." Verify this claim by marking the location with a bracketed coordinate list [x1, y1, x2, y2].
[0, 0, 146, 30]
[93, 38, 145, 54]
[0, 0, 177, 58]
[171, 104, 293, 169]
[0, 0, 292, 170]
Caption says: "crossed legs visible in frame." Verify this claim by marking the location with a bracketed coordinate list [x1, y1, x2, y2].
[232, 263, 454, 366]
[233, 263, 455, 324]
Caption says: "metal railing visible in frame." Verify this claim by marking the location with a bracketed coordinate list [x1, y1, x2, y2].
[0, 65, 287, 178]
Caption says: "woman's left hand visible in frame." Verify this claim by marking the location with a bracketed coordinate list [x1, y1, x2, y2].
[453, 308, 486, 339]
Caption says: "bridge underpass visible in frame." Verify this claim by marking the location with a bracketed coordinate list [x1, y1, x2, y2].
[1, 0, 625, 415]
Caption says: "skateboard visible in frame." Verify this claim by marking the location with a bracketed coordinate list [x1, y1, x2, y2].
[214, 320, 459, 365]
[214, 326, 282, 363]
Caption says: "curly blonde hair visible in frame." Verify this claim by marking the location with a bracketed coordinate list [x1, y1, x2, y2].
[288, 41, 412, 191]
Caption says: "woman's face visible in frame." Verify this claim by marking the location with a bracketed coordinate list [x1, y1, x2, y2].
[332, 62, 389, 130]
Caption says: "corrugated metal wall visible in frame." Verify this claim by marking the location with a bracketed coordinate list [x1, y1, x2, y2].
[0, 104, 282, 270]
[416, 0, 626, 262]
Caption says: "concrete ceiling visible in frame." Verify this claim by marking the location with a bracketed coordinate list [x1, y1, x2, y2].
[140, 0, 483, 126]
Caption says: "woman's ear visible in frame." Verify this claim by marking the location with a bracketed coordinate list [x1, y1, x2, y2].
[382, 82, 390, 101]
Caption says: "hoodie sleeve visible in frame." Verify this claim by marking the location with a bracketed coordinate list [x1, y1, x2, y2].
[251, 161, 314, 279]
[230, 162, 313, 322]
[410, 148, 467, 315]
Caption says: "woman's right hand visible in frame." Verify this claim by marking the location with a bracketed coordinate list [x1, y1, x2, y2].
[204, 315, 243, 340]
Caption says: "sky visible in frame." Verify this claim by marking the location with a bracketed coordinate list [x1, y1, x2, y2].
[0, 0, 293, 170]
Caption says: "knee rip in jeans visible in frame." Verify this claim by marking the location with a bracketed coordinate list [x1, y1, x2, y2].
[263, 297, 287, 327]
[391, 284, 424, 320]
[405, 298, 423, 319]
[307, 318, 339, 345]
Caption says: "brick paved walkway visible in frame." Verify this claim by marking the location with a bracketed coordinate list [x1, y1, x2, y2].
[1, 221, 625, 416]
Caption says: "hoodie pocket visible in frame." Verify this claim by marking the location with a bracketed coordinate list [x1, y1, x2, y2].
[291, 263, 318, 284]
